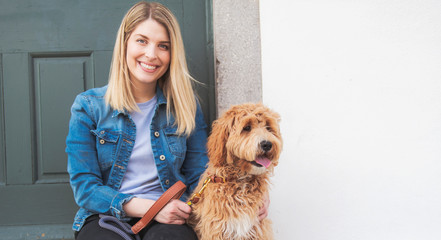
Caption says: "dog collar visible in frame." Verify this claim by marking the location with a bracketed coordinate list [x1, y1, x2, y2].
[209, 175, 227, 183]
[187, 174, 226, 206]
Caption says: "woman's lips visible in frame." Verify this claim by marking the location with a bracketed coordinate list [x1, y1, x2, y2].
[139, 61, 158, 72]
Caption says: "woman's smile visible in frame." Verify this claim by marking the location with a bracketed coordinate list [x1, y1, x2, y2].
[139, 61, 158, 72]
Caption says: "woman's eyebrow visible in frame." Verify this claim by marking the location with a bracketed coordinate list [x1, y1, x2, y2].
[134, 34, 170, 44]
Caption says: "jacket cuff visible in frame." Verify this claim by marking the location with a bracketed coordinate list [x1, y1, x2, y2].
[110, 192, 134, 219]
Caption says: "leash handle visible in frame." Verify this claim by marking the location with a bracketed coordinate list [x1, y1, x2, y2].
[131, 181, 187, 234]
[98, 214, 141, 240]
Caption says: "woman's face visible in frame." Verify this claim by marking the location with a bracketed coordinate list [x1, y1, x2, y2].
[126, 18, 171, 89]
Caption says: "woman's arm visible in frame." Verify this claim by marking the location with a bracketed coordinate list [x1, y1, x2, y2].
[66, 94, 133, 219]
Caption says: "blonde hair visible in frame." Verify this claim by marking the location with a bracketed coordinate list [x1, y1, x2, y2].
[105, 1, 197, 135]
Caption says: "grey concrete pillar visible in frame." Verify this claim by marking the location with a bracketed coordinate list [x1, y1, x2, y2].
[213, 0, 262, 116]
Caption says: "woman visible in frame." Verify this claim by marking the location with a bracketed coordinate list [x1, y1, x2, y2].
[66, 2, 206, 239]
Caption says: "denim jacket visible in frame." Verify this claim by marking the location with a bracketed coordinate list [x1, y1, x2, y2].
[66, 85, 208, 231]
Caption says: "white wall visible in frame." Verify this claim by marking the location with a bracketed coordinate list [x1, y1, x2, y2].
[260, 1, 441, 239]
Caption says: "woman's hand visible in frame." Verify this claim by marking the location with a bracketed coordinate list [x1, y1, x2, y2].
[123, 198, 191, 225]
[154, 199, 191, 225]
[258, 192, 270, 221]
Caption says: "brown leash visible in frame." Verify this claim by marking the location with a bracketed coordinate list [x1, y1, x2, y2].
[131, 180, 187, 234]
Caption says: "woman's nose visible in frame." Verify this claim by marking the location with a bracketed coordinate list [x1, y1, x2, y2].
[144, 45, 157, 59]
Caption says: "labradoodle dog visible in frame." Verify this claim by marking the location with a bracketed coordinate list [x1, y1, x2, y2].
[188, 103, 283, 240]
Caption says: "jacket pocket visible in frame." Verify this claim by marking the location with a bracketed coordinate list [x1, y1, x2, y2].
[91, 129, 120, 170]
[163, 127, 186, 158]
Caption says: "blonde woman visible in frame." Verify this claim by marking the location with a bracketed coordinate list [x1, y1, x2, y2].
[66, 2, 206, 239]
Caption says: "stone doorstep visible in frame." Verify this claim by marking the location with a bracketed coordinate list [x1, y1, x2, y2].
[0, 224, 74, 240]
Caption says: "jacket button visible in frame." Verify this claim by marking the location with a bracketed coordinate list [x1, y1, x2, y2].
[165, 180, 170, 185]
[160, 155, 165, 161]
[99, 139, 105, 144]
[154, 131, 160, 137]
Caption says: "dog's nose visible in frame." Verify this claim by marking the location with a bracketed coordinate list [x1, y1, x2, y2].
[260, 141, 272, 152]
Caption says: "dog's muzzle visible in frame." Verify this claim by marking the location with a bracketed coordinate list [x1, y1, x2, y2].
[249, 141, 273, 168]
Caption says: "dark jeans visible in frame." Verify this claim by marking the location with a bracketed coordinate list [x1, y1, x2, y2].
[75, 215, 198, 240]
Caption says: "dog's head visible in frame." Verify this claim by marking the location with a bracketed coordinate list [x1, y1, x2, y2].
[207, 103, 283, 175]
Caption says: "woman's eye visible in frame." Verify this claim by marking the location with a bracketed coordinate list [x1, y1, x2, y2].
[159, 44, 169, 50]
[136, 39, 146, 44]
[243, 125, 251, 132]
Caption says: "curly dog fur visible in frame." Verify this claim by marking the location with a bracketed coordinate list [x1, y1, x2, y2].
[188, 103, 283, 240]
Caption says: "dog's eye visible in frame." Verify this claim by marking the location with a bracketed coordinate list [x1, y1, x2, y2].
[243, 125, 251, 132]
[266, 126, 272, 132]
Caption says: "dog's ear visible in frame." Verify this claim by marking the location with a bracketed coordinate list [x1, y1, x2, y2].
[207, 112, 235, 167]
[268, 111, 281, 132]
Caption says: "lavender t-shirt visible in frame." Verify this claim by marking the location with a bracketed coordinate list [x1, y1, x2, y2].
[119, 96, 164, 200]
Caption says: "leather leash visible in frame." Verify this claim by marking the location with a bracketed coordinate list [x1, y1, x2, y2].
[131, 180, 187, 234]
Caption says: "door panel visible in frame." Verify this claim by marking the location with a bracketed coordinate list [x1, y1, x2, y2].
[33, 53, 93, 183]
[0, 0, 214, 236]
[0, 54, 5, 186]
[3, 53, 34, 185]
[1, 184, 78, 224]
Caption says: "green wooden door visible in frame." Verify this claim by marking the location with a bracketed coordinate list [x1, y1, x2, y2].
[0, 0, 214, 238]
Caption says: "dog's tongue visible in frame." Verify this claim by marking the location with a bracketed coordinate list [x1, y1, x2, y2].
[255, 157, 271, 168]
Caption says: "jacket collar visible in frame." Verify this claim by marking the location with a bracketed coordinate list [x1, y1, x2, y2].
[112, 84, 167, 117]
[155, 84, 167, 106]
